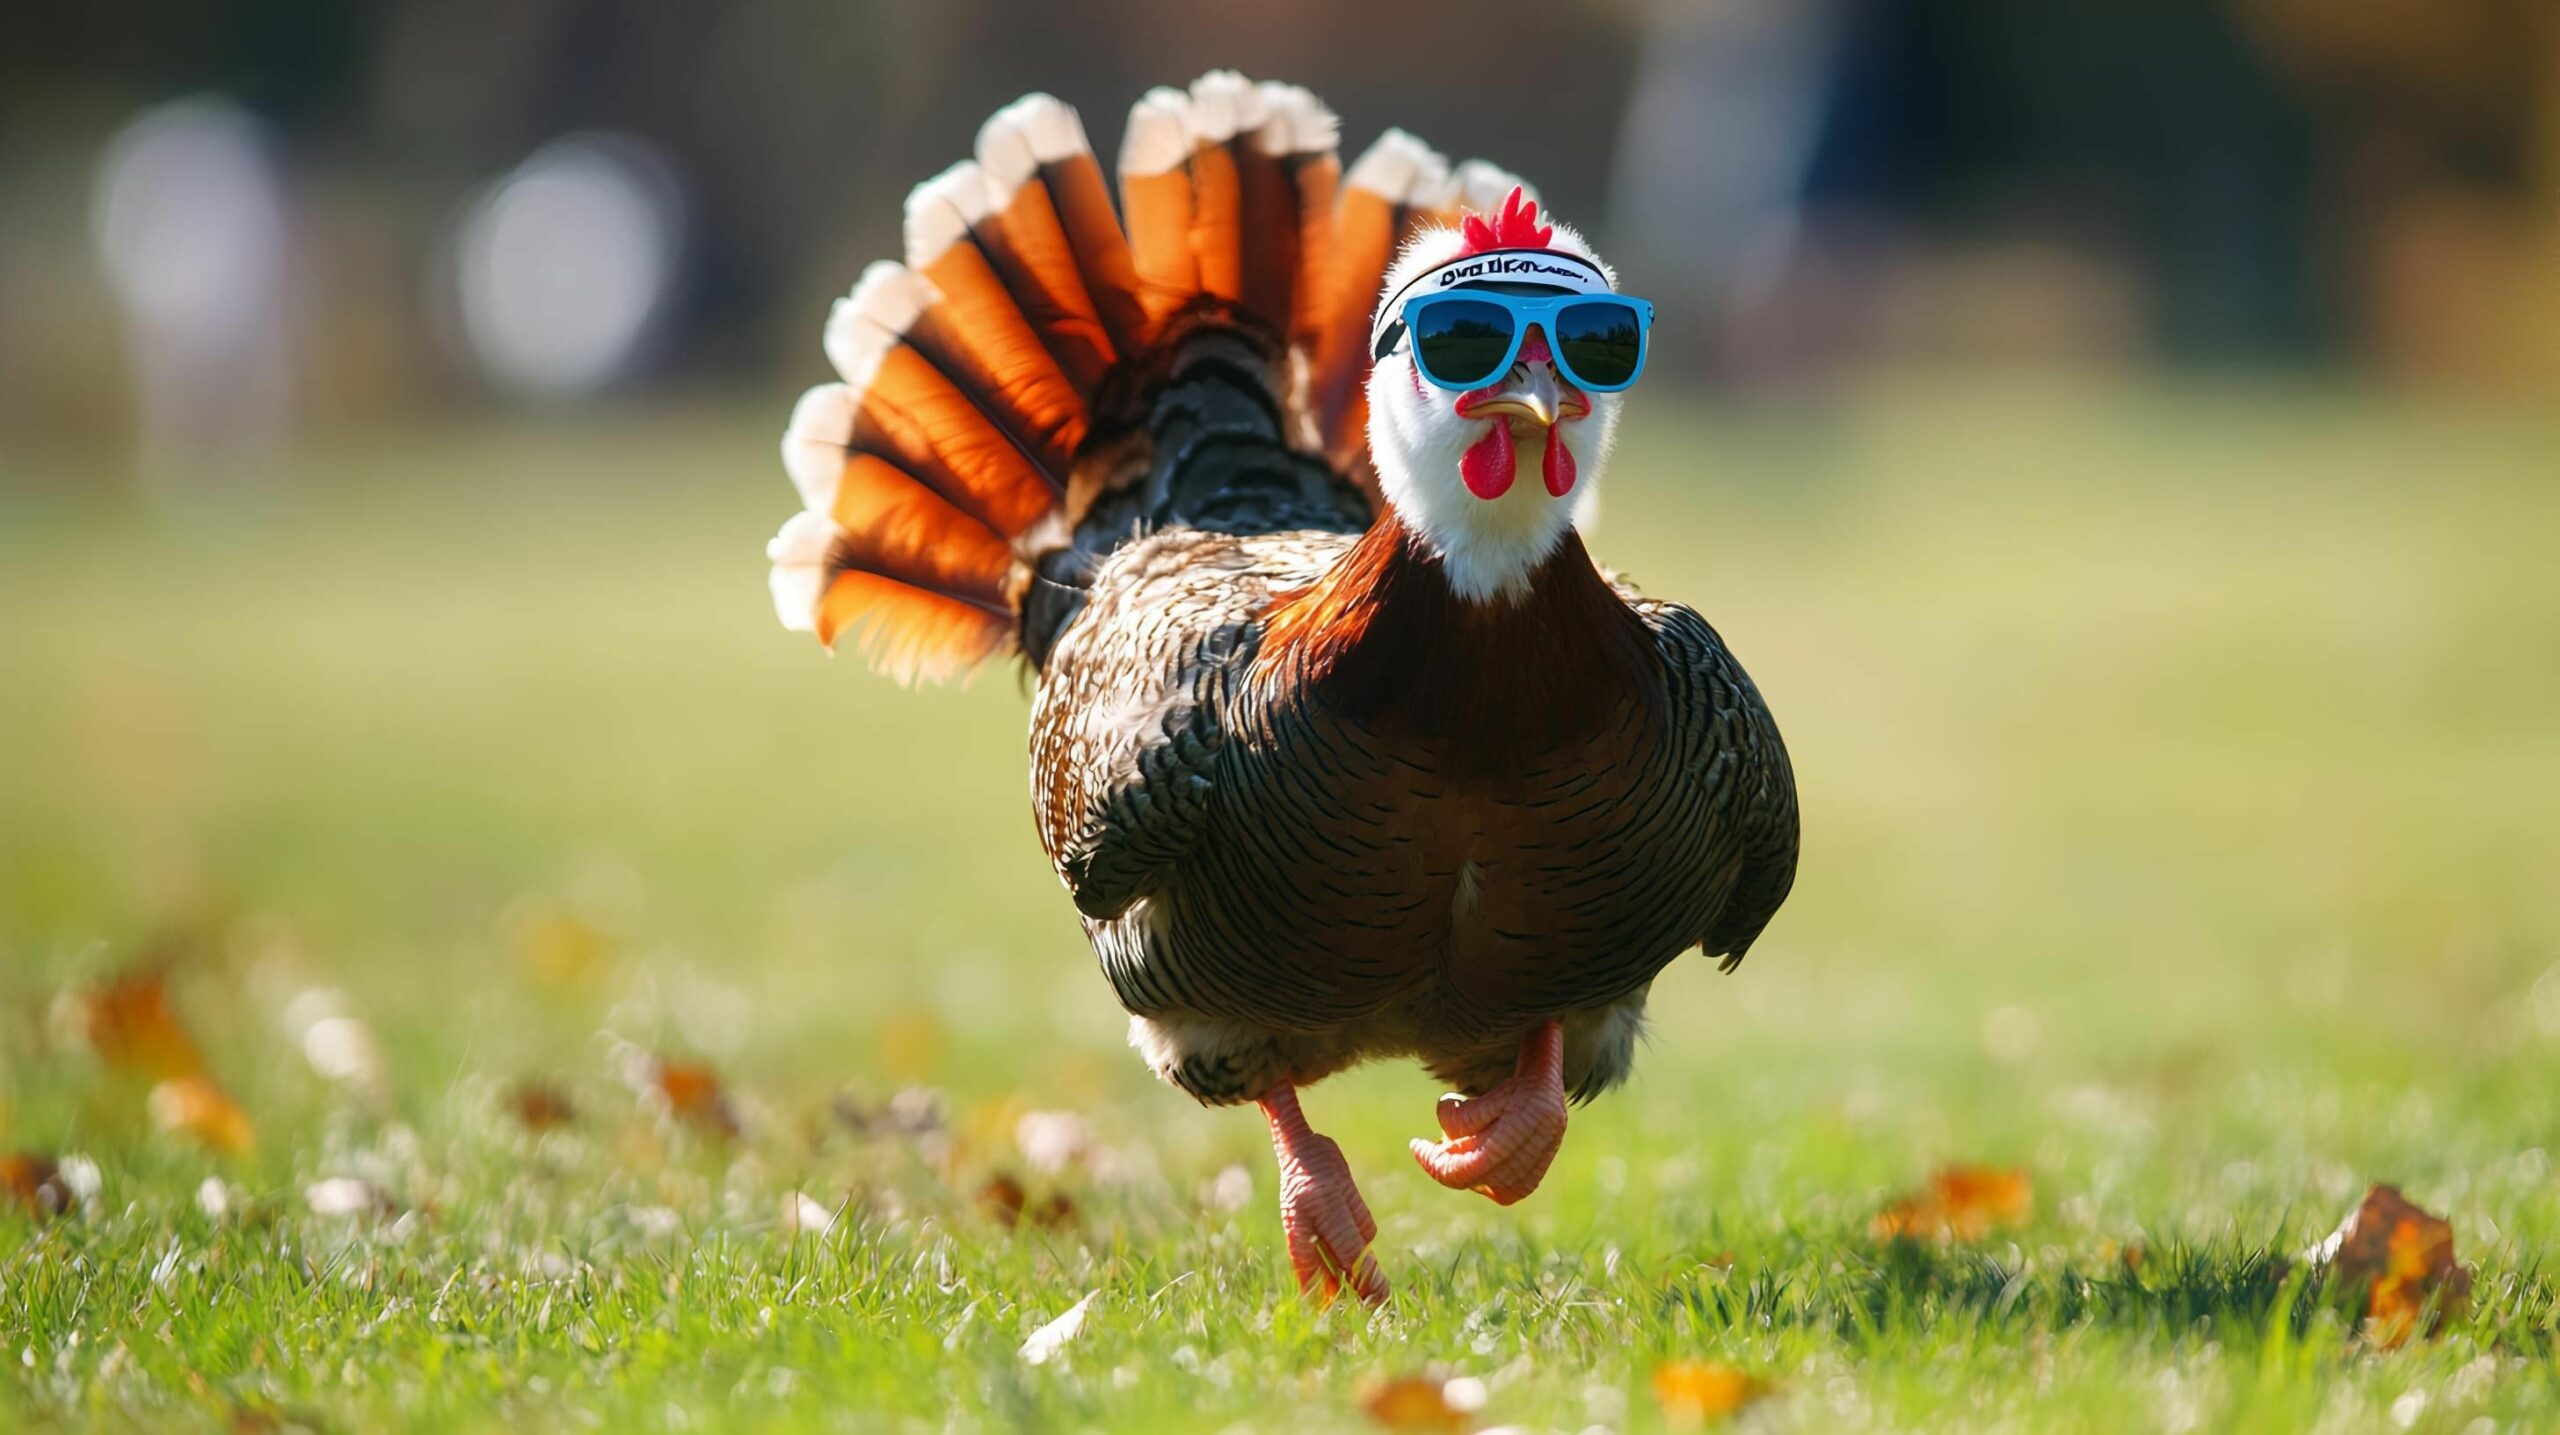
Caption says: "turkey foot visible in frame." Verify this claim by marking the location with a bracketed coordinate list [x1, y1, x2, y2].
[1260, 1083, 1388, 1305]
[1410, 1020, 1568, 1205]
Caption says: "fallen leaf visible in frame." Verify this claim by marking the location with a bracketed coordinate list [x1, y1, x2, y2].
[1651, 1361, 1771, 1427]
[507, 1082, 577, 1131]
[1031, 1190, 1077, 1228]
[149, 1075, 255, 1154]
[1018, 1290, 1097, 1365]
[1, 1153, 72, 1219]
[640, 1058, 738, 1137]
[976, 1172, 1026, 1223]
[976, 1171, 1076, 1229]
[1359, 1373, 1487, 1432]
[2317, 1183, 2473, 1347]
[1872, 1165, 2032, 1241]
[63, 968, 205, 1080]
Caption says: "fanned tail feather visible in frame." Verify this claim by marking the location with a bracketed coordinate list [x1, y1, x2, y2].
[1116, 72, 1343, 343]
[768, 72, 1537, 683]
[971, 95, 1132, 389]
[769, 508, 1013, 684]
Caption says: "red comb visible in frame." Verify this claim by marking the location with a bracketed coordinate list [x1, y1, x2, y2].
[1457, 185, 1553, 254]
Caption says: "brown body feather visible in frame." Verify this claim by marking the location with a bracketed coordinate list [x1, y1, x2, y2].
[1033, 509, 1795, 1106]
[1261, 520, 1663, 773]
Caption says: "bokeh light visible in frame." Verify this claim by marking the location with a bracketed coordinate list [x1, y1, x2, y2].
[449, 134, 686, 397]
[91, 97, 288, 353]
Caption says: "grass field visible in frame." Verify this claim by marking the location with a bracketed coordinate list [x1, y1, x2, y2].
[4, 382, 2558, 1431]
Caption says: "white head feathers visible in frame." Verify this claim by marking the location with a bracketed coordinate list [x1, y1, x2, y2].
[1363, 208, 1624, 604]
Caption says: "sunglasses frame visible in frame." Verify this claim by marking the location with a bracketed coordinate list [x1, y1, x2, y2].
[1389, 289, 1657, 394]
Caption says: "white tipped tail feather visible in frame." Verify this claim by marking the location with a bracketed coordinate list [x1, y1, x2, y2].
[901, 161, 993, 272]
[1117, 88, 1194, 178]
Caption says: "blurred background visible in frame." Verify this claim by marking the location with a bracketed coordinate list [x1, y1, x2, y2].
[5, 0, 2558, 467]
[4, 0, 2559, 1187]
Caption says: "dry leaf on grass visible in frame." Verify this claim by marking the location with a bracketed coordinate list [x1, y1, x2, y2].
[59, 968, 257, 1153]
[1017, 1290, 1096, 1365]
[975, 1171, 1076, 1229]
[507, 1082, 577, 1131]
[2, 1153, 73, 1219]
[2313, 1183, 2473, 1347]
[655, 1061, 737, 1135]
[149, 1075, 255, 1154]
[1651, 1361, 1772, 1426]
[1359, 1373, 1486, 1432]
[623, 1054, 739, 1137]
[60, 968, 206, 1080]
[1872, 1165, 2032, 1241]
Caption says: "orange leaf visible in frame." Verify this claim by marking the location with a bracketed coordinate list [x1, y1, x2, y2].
[976, 1172, 1027, 1224]
[507, 1081, 577, 1131]
[149, 1075, 255, 1154]
[2320, 1183, 2472, 1347]
[1358, 1374, 1484, 1432]
[1, 1153, 72, 1219]
[650, 1059, 739, 1137]
[1873, 1164, 2033, 1241]
[69, 969, 206, 1081]
[1650, 1361, 1771, 1426]
[975, 1171, 1075, 1230]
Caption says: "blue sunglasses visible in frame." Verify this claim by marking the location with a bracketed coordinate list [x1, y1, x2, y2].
[1378, 288, 1656, 394]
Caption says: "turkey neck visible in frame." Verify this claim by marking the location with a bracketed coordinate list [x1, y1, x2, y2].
[1258, 512, 1664, 771]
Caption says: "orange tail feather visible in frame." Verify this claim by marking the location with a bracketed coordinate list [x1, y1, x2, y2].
[770, 74, 1530, 684]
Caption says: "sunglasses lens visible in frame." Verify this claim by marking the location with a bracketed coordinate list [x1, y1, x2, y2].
[1410, 299, 1516, 388]
[1554, 300, 1646, 389]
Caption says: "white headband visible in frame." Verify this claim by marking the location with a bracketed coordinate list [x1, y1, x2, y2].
[1371, 247, 1614, 355]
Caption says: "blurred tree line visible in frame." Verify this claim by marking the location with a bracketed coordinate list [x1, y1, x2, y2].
[2, 0, 2553, 455]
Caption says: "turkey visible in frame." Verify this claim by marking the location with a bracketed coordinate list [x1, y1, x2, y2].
[766, 72, 1798, 1304]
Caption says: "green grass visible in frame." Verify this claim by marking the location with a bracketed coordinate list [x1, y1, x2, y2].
[4, 381, 2558, 1431]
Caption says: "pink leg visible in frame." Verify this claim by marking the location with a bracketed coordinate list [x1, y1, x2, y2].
[1409, 1021, 1569, 1206]
[1260, 1083, 1388, 1305]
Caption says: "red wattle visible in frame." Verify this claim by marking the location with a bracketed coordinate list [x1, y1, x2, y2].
[1461, 424, 1514, 500]
[1542, 427, 1575, 496]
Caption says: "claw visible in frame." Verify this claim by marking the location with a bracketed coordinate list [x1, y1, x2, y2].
[1410, 1021, 1569, 1205]
[1262, 1084, 1388, 1305]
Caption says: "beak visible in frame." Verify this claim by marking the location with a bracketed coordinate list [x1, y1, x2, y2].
[1457, 346, 1590, 429]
